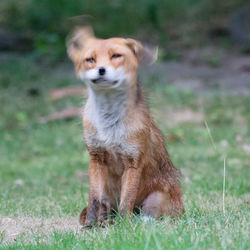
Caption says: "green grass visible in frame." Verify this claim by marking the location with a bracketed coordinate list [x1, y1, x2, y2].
[0, 54, 249, 249]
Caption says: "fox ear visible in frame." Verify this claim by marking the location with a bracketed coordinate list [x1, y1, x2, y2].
[126, 38, 158, 65]
[66, 26, 94, 61]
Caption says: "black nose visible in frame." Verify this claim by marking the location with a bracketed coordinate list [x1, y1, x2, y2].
[99, 67, 106, 76]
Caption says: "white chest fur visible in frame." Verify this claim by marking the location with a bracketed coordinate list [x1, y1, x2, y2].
[84, 87, 138, 157]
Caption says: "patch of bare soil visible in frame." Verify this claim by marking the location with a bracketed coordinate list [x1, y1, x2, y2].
[166, 108, 204, 126]
[142, 46, 250, 94]
[0, 217, 81, 244]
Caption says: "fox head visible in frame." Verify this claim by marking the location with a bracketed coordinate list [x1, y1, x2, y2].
[67, 27, 157, 90]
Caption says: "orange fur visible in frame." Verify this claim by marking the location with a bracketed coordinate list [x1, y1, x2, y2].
[67, 27, 184, 226]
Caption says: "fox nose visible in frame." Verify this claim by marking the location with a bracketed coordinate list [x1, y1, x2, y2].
[99, 67, 106, 76]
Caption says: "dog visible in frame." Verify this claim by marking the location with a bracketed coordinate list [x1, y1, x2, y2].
[67, 27, 184, 226]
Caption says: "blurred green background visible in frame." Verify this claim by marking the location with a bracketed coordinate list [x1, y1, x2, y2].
[0, 0, 250, 60]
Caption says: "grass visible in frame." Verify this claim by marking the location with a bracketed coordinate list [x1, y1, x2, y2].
[0, 54, 249, 249]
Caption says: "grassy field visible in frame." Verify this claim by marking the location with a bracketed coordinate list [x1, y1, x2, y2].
[0, 54, 249, 249]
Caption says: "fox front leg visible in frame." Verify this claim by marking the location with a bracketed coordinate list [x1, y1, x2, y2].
[84, 199, 100, 226]
[119, 163, 142, 218]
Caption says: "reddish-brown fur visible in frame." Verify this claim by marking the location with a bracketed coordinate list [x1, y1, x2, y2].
[67, 27, 184, 226]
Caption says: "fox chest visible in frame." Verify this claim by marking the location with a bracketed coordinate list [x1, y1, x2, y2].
[83, 91, 138, 159]
[84, 122, 137, 159]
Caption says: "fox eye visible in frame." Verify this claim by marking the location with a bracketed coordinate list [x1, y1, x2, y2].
[85, 57, 95, 63]
[111, 54, 122, 59]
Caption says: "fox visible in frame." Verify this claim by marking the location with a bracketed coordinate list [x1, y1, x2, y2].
[67, 27, 184, 226]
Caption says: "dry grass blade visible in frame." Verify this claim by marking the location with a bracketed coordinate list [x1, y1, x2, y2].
[39, 107, 82, 123]
[223, 156, 226, 214]
[49, 86, 87, 100]
[204, 120, 217, 151]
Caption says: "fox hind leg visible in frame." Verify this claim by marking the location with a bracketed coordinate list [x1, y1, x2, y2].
[141, 187, 184, 219]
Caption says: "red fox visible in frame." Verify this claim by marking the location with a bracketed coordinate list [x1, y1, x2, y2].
[67, 27, 184, 226]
